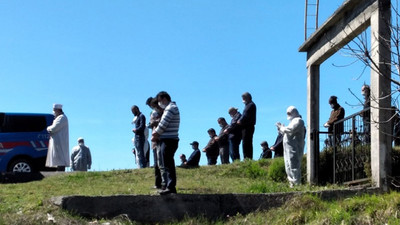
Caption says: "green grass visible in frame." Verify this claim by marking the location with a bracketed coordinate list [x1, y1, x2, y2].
[0, 159, 399, 224]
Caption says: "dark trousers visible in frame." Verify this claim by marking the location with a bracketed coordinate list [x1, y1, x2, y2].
[242, 125, 255, 160]
[229, 138, 241, 161]
[207, 155, 218, 165]
[220, 144, 230, 164]
[159, 138, 179, 191]
[153, 148, 162, 187]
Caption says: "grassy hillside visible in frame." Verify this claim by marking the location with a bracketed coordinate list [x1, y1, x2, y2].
[1, 159, 400, 224]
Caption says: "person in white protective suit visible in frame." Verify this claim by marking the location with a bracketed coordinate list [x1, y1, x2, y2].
[276, 106, 305, 187]
[46, 103, 70, 171]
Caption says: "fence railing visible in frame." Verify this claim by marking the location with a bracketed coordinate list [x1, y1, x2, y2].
[315, 108, 371, 184]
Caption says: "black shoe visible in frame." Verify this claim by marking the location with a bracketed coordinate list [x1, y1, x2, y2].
[159, 188, 177, 195]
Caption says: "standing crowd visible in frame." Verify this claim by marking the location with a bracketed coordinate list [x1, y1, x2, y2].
[40, 83, 400, 193]
[199, 92, 257, 165]
[128, 91, 306, 190]
[44, 91, 307, 193]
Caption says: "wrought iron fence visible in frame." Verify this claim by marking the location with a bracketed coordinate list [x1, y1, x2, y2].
[317, 108, 371, 184]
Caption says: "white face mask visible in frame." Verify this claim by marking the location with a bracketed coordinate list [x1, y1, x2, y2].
[53, 110, 60, 117]
[287, 112, 292, 121]
[158, 102, 167, 109]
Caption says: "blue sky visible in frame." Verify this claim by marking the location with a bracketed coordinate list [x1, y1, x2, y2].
[0, 1, 372, 171]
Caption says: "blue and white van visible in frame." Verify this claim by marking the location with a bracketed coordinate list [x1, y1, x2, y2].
[0, 113, 55, 172]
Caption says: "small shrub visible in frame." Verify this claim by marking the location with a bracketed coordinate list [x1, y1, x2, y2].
[241, 160, 267, 179]
[267, 156, 306, 183]
[319, 147, 333, 185]
[267, 158, 286, 182]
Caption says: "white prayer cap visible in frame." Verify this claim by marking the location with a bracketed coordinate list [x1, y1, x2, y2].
[53, 103, 63, 109]
[77, 137, 84, 142]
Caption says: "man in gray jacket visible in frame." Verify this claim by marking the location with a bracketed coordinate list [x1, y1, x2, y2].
[71, 137, 92, 171]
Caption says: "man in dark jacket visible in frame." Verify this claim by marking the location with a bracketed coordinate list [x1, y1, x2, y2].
[224, 107, 242, 161]
[238, 92, 256, 160]
[216, 117, 230, 164]
[182, 141, 201, 167]
[270, 129, 284, 158]
[202, 128, 219, 165]
[259, 141, 272, 159]
[324, 96, 345, 146]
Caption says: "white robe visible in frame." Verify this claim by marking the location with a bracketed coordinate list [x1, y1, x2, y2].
[46, 114, 70, 167]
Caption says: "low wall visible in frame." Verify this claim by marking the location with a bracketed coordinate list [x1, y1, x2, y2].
[52, 188, 382, 223]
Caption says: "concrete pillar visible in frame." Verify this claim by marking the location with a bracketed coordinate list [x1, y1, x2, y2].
[369, 0, 391, 189]
[307, 64, 320, 184]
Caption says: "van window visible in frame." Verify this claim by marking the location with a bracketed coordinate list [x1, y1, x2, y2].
[0, 115, 47, 133]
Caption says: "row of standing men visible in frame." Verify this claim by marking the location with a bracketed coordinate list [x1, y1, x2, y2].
[133, 92, 306, 190]
[179, 122, 284, 168]
[132, 92, 257, 168]
[180, 92, 257, 167]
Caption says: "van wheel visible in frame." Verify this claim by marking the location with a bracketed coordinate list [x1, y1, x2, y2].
[8, 159, 33, 173]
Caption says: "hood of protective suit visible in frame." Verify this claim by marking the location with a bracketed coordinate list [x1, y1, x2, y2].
[287, 106, 301, 121]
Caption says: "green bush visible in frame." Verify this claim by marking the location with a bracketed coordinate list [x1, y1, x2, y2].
[319, 147, 334, 185]
[267, 157, 286, 182]
[241, 159, 267, 179]
[267, 156, 307, 183]
[319, 144, 376, 184]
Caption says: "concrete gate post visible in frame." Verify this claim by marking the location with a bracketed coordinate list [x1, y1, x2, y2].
[369, 0, 392, 189]
[307, 64, 320, 184]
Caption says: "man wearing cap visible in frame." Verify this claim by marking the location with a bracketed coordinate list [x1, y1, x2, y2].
[182, 141, 200, 168]
[259, 141, 272, 159]
[70, 137, 92, 171]
[224, 107, 242, 161]
[46, 104, 70, 171]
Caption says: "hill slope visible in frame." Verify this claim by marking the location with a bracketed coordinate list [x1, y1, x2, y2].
[0, 159, 398, 224]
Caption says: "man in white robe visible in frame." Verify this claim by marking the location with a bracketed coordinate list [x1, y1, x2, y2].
[46, 103, 70, 171]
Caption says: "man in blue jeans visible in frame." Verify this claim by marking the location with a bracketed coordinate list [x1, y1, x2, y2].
[151, 91, 180, 195]
[131, 105, 147, 168]
[224, 107, 242, 161]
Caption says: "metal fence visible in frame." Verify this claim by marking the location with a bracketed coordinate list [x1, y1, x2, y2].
[317, 108, 371, 184]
